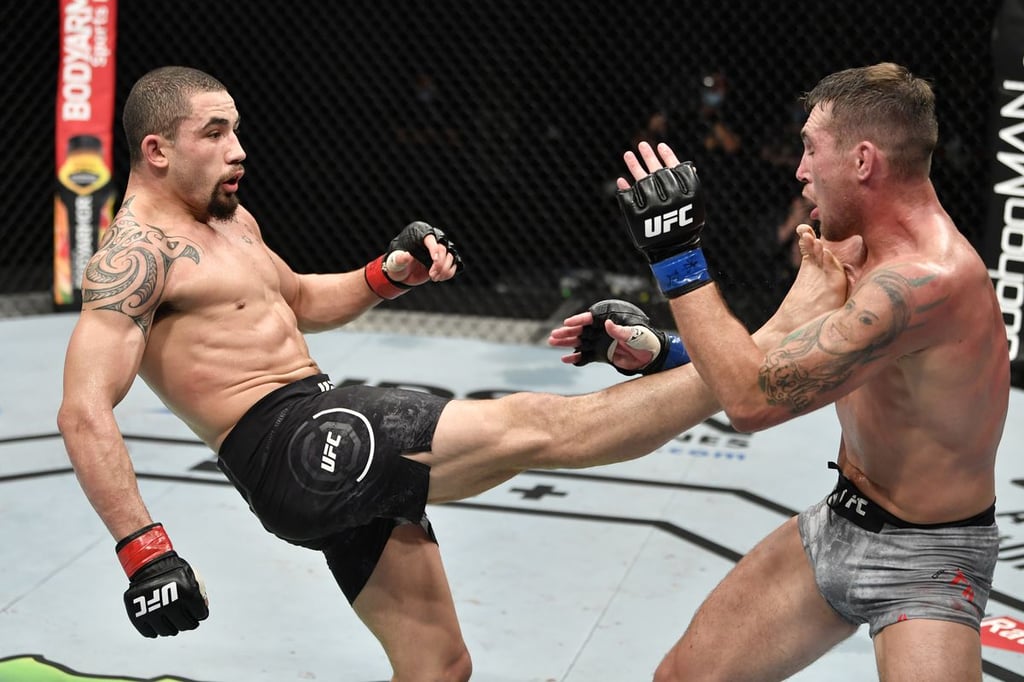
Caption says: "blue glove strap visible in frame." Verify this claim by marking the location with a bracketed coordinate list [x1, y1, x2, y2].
[650, 249, 712, 297]
[663, 334, 691, 370]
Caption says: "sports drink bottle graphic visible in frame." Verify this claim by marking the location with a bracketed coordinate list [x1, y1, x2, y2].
[54, 134, 115, 307]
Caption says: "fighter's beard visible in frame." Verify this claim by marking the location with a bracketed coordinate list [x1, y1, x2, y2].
[207, 188, 240, 221]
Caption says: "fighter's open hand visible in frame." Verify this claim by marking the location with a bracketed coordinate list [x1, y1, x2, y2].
[549, 311, 657, 374]
[615, 142, 710, 297]
[548, 299, 690, 376]
[616, 140, 686, 189]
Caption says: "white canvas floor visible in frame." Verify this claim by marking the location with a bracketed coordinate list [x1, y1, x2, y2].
[2, 313, 1024, 682]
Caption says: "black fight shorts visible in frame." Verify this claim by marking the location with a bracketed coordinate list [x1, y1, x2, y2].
[218, 374, 451, 602]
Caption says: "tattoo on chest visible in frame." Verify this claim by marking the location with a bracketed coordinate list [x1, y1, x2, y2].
[84, 198, 200, 336]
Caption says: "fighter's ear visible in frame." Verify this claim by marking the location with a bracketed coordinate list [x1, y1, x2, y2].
[140, 133, 170, 169]
[854, 141, 877, 181]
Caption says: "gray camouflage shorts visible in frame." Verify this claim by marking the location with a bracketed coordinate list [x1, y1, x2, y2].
[797, 464, 998, 637]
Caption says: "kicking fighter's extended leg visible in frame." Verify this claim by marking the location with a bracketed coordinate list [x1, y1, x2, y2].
[414, 227, 849, 504]
[417, 362, 720, 504]
[351, 523, 472, 682]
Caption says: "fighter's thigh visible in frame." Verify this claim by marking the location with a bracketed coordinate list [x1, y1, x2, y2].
[873, 619, 981, 682]
[658, 517, 857, 682]
[352, 524, 468, 675]
[410, 394, 560, 503]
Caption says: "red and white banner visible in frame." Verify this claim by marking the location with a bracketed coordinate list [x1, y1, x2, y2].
[981, 615, 1024, 653]
[54, 0, 118, 309]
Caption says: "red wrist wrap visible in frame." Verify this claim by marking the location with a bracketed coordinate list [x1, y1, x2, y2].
[116, 523, 174, 578]
[364, 255, 410, 300]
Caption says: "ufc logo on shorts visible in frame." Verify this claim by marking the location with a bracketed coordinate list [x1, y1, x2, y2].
[828, 488, 868, 517]
[132, 582, 179, 616]
[321, 430, 343, 473]
[644, 205, 694, 238]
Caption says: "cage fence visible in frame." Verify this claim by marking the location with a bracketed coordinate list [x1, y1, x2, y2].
[1, 0, 1001, 342]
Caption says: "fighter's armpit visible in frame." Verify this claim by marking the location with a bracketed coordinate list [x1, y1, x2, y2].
[83, 201, 200, 337]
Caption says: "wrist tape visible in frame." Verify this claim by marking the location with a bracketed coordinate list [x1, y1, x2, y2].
[661, 334, 691, 371]
[364, 254, 411, 300]
[650, 249, 712, 298]
[638, 332, 691, 375]
[116, 523, 174, 578]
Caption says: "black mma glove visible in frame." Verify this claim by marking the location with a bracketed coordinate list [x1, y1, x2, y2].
[616, 163, 711, 298]
[116, 522, 209, 638]
[364, 221, 465, 299]
[574, 299, 690, 376]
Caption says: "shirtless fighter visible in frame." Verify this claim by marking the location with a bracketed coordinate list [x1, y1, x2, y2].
[605, 63, 1009, 681]
[58, 66, 845, 681]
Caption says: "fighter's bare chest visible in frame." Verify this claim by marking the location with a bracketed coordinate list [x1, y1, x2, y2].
[166, 225, 281, 299]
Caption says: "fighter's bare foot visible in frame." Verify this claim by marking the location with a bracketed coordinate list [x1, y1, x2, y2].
[764, 225, 849, 335]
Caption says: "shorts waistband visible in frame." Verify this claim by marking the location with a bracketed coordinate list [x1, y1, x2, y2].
[219, 374, 333, 458]
[826, 461, 995, 533]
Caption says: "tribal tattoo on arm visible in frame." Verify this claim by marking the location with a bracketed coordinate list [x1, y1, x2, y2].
[758, 269, 932, 414]
[83, 198, 200, 337]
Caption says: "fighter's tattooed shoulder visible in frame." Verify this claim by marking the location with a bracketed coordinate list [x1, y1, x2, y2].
[83, 197, 201, 337]
[758, 267, 926, 414]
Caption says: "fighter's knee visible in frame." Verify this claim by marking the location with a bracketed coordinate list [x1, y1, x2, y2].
[498, 392, 565, 461]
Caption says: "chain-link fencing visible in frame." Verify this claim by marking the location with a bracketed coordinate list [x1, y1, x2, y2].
[1, 0, 1002, 339]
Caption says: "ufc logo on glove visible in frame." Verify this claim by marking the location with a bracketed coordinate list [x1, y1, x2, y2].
[617, 163, 711, 298]
[132, 582, 179, 616]
[644, 205, 695, 238]
[115, 522, 209, 637]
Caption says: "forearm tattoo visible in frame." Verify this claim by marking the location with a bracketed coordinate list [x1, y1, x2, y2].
[758, 269, 928, 414]
[758, 319, 833, 413]
[84, 197, 200, 336]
